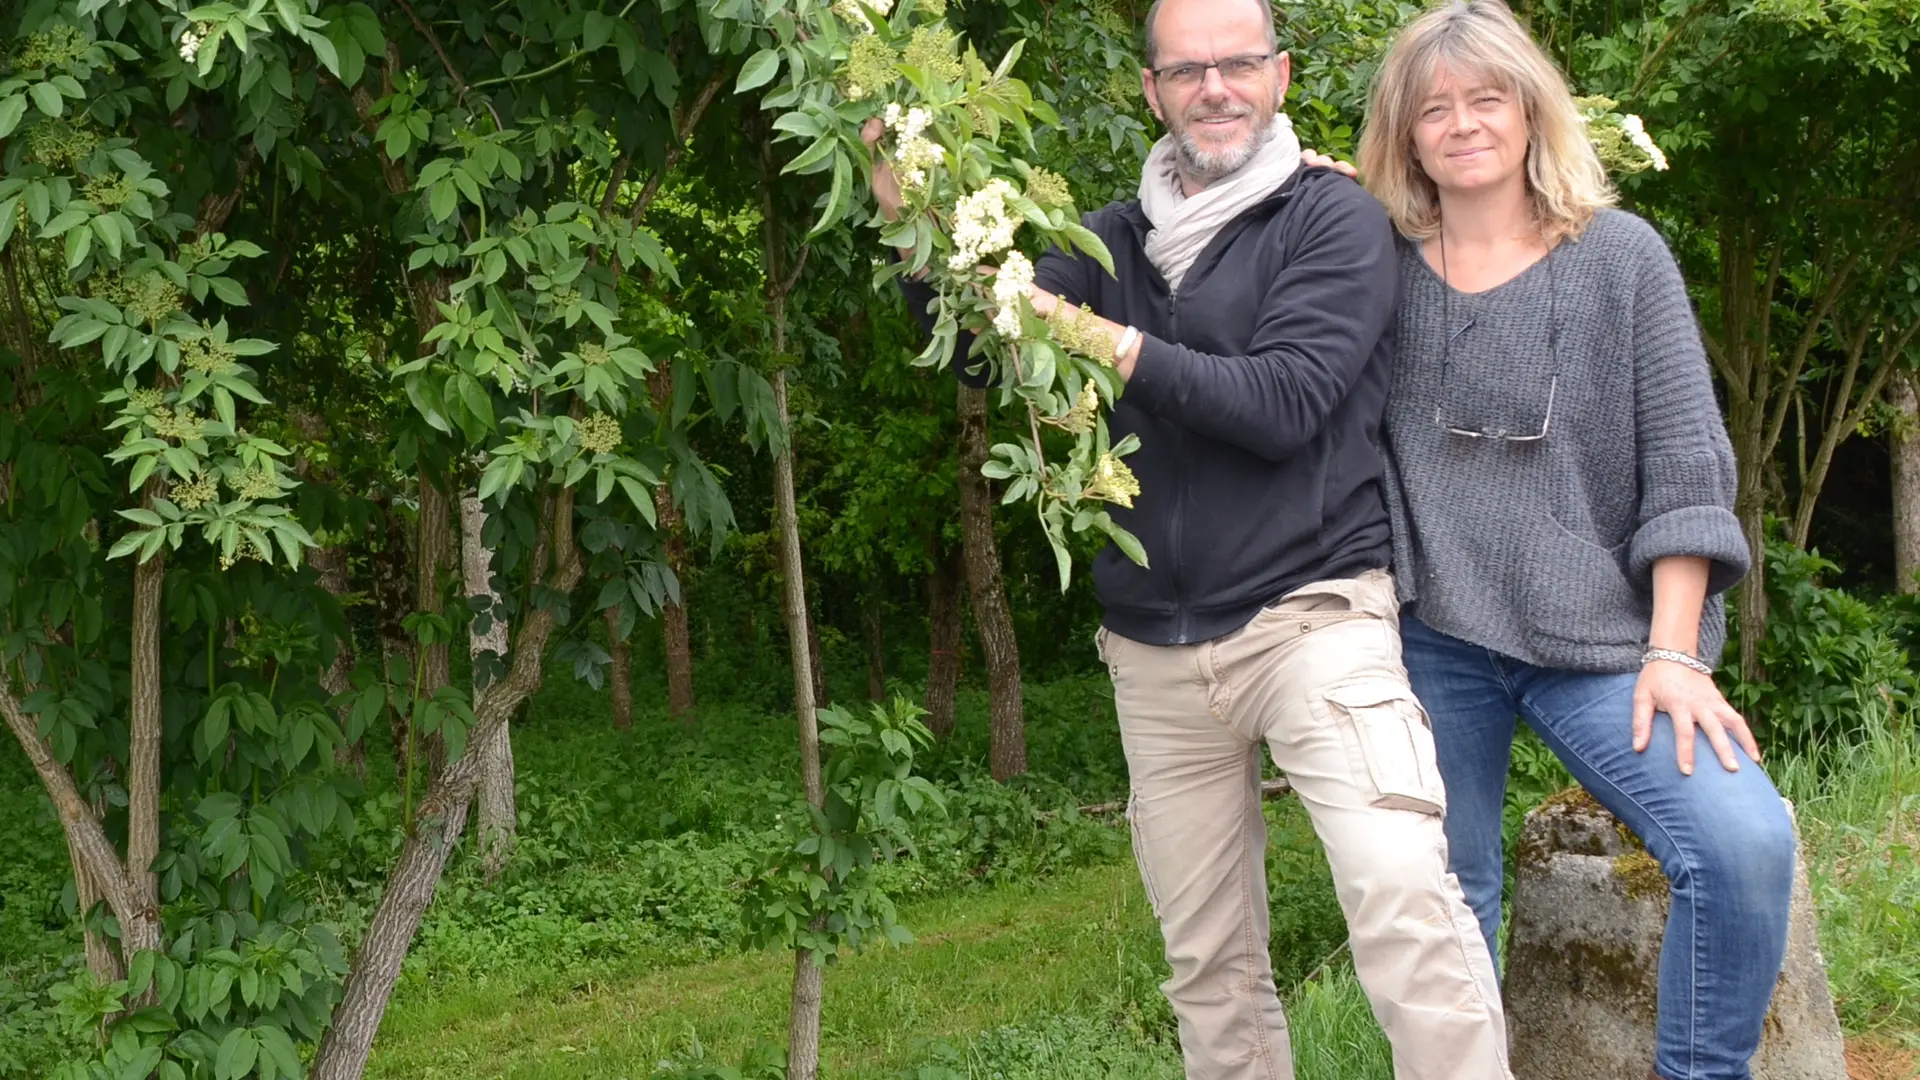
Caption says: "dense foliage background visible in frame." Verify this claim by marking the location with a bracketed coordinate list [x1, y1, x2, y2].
[1, 0, 1916, 1076]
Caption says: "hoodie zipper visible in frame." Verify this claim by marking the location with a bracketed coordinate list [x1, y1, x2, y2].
[1166, 286, 1189, 644]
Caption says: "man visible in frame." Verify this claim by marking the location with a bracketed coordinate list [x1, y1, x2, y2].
[870, 1, 1511, 1076]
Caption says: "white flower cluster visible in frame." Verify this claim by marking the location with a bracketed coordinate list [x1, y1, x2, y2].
[178, 22, 211, 63]
[1620, 114, 1670, 172]
[884, 102, 939, 190]
[991, 252, 1035, 339]
[948, 178, 1020, 272]
[832, 0, 894, 32]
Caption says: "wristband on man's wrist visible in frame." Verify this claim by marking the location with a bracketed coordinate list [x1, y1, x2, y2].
[1642, 647, 1714, 677]
[1114, 325, 1141, 364]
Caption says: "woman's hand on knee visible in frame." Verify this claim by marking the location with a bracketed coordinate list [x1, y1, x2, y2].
[1632, 661, 1762, 776]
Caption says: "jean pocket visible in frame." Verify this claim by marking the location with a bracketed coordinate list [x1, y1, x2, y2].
[1321, 679, 1447, 816]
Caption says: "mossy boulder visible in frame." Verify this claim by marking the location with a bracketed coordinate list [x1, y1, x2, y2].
[1505, 789, 1846, 1080]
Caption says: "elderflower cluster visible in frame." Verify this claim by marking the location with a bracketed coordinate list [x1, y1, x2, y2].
[578, 342, 611, 367]
[1619, 115, 1669, 172]
[149, 406, 205, 442]
[902, 26, 963, 84]
[883, 102, 939, 190]
[181, 331, 238, 375]
[831, 0, 894, 33]
[1047, 303, 1115, 365]
[1043, 381, 1099, 435]
[990, 251, 1035, 339]
[168, 475, 219, 511]
[1084, 453, 1141, 509]
[843, 35, 898, 102]
[1024, 168, 1072, 211]
[178, 22, 211, 64]
[236, 467, 281, 501]
[578, 412, 623, 455]
[947, 179, 1020, 272]
[122, 272, 183, 327]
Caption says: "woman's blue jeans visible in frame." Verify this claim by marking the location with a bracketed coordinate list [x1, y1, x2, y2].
[1400, 614, 1795, 1080]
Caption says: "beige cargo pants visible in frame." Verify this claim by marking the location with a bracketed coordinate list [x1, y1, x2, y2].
[1097, 569, 1510, 1080]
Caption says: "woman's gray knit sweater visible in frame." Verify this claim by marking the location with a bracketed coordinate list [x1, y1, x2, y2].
[1380, 208, 1749, 672]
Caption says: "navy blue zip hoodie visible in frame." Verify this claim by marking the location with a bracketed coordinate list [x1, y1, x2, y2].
[904, 165, 1400, 647]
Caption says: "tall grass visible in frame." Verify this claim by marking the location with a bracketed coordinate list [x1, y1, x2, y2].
[1771, 704, 1920, 1036]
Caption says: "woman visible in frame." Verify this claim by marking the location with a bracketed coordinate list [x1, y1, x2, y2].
[1347, 3, 1796, 1078]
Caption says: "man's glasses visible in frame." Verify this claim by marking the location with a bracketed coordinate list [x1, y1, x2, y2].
[1432, 240, 1560, 443]
[1149, 53, 1274, 92]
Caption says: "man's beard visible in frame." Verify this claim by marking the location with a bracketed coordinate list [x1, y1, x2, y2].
[1173, 101, 1275, 185]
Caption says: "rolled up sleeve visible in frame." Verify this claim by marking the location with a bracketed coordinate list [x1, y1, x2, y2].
[1625, 230, 1750, 596]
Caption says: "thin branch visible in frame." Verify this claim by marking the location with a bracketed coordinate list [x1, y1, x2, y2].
[396, 0, 468, 96]
[627, 66, 731, 228]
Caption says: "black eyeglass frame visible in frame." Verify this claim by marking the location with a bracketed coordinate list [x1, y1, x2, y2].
[1432, 236, 1561, 443]
[1147, 52, 1276, 90]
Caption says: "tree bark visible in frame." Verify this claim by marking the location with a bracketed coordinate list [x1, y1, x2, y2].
[66, 829, 124, 984]
[311, 491, 580, 1080]
[923, 548, 962, 739]
[125, 487, 165, 969]
[415, 474, 453, 701]
[956, 385, 1026, 782]
[372, 500, 416, 779]
[605, 606, 634, 731]
[1893, 372, 1920, 594]
[0, 676, 160, 966]
[772, 366, 826, 1080]
[461, 495, 514, 881]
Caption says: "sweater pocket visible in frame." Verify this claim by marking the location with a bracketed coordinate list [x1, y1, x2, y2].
[1525, 518, 1649, 648]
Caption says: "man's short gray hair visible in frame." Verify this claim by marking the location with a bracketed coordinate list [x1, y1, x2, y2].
[1143, 0, 1280, 68]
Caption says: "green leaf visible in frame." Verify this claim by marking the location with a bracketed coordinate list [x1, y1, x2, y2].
[736, 48, 780, 93]
[307, 29, 342, 77]
[781, 132, 837, 175]
[0, 95, 26, 139]
[808, 150, 851, 238]
[28, 81, 63, 118]
[214, 1027, 258, 1080]
[582, 10, 614, 51]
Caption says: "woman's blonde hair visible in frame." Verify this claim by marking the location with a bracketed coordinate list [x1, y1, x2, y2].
[1357, 0, 1614, 244]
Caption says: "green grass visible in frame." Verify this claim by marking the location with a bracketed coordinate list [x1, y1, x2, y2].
[368, 855, 1393, 1080]
[1774, 711, 1920, 1039]
[369, 861, 1170, 1078]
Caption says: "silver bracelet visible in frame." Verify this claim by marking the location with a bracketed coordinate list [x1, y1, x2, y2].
[1642, 647, 1714, 677]
[1114, 325, 1141, 363]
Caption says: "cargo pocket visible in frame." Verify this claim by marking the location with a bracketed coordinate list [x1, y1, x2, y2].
[1125, 792, 1164, 917]
[1321, 679, 1447, 816]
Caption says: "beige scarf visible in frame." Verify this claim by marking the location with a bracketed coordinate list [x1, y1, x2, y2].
[1139, 113, 1302, 294]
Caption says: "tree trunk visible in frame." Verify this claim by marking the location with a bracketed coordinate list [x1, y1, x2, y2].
[956, 385, 1026, 782]
[66, 829, 124, 984]
[372, 500, 416, 779]
[125, 493, 165, 974]
[415, 475, 453, 701]
[1893, 372, 1920, 594]
[311, 543, 364, 773]
[772, 366, 826, 1080]
[462, 495, 515, 882]
[605, 606, 634, 731]
[648, 371, 697, 724]
[863, 587, 886, 701]
[923, 549, 962, 739]
[312, 491, 581, 1080]
[0, 677, 161, 967]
